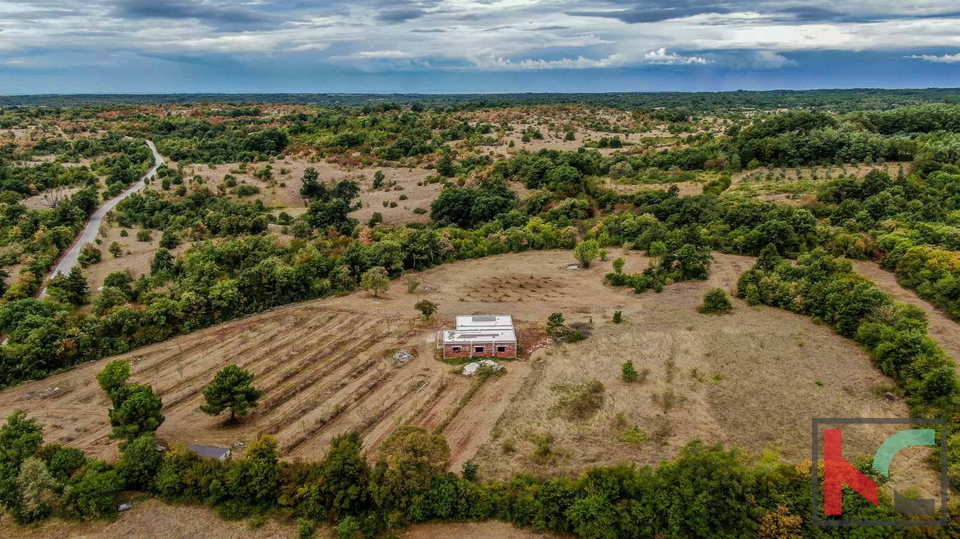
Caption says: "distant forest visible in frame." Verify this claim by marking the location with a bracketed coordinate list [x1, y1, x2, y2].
[3, 88, 960, 111]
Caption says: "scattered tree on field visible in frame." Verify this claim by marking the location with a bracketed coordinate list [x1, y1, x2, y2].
[622, 361, 638, 382]
[360, 266, 390, 298]
[415, 299, 438, 320]
[200, 365, 263, 423]
[699, 288, 733, 314]
[574, 239, 600, 268]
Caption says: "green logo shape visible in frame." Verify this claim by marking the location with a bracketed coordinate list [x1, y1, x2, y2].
[873, 429, 935, 477]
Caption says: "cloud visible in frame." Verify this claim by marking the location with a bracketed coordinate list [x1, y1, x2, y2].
[289, 43, 331, 52]
[1, 0, 960, 84]
[109, 0, 282, 31]
[376, 7, 426, 23]
[339, 50, 416, 59]
[906, 52, 960, 63]
[468, 48, 710, 70]
[642, 47, 710, 65]
[569, 0, 730, 24]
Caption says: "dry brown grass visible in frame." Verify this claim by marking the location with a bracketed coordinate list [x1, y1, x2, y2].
[0, 250, 942, 500]
[0, 497, 566, 539]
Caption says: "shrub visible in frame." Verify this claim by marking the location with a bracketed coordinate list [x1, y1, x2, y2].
[136, 229, 152, 242]
[574, 239, 600, 268]
[77, 244, 101, 267]
[336, 516, 360, 539]
[613, 311, 623, 324]
[404, 276, 420, 294]
[552, 380, 605, 421]
[415, 299, 438, 320]
[699, 288, 733, 314]
[622, 361, 638, 382]
[236, 184, 260, 197]
[299, 518, 315, 538]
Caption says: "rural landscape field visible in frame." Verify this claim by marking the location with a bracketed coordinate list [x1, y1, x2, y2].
[4, 2, 960, 538]
[0, 91, 958, 538]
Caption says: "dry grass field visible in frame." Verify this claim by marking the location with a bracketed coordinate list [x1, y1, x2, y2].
[0, 250, 944, 499]
[0, 498, 566, 539]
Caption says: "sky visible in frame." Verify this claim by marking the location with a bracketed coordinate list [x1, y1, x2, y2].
[1, 0, 960, 94]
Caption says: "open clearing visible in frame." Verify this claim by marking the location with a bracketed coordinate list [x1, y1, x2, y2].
[0, 498, 565, 539]
[0, 250, 938, 498]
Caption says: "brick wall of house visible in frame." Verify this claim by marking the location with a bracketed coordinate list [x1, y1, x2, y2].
[443, 342, 517, 359]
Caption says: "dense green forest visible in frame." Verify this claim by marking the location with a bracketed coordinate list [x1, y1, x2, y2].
[3, 87, 960, 111]
[2, 93, 960, 536]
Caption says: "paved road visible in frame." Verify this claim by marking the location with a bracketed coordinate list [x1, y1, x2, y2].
[38, 140, 164, 297]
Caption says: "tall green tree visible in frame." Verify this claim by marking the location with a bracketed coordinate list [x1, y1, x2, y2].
[200, 365, 263, 423]
[107, 385, 165, 443]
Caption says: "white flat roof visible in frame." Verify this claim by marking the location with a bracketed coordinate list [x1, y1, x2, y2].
[443, 328, 517, 345]
[456, 315, 513, 330]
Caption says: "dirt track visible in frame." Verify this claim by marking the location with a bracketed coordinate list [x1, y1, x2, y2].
[852, 260, 960, 369]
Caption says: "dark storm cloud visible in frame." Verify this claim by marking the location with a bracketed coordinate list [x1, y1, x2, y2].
[568, 1, 732, 23]
[109, 0, 285, 31]
[568, 0, 960, 24]
[376, 7, 427, 23]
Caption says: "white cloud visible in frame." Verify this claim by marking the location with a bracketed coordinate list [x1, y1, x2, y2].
[642, 48, 710, 65]
[1, 0, 959, 74]
[468, 48, 710, 70]
[289, 43, 330, 52]
[906, 52, 960, 63]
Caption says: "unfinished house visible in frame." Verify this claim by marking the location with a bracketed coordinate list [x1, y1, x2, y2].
[438, 315, 517, 359]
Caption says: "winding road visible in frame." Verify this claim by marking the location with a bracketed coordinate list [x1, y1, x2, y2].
[38, 139, 164, 298]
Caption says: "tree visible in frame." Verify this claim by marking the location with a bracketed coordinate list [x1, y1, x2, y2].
[151, 248, 174, 275]
[96, 360, 131, 398]
[300, 167, 322, 200]
[93, 286, 130, 316]
[622, 361, 638, 382]
[360, 266, 390, 298]
[613, 311, 623, 324]
[316, 431, 370, 520]
[612, 257, 625, 274]
[61, 462, 124, 519]
[46, 267, 88, 306]
[108, 242, 123, 258]
[574, 239, 600, 268]
[546, 312, 566, 338]
[200, 365, 263, 423]
[225, 434, 280, 506]
[107, 385, 165, 443]
[118, 433, 162, 490]
[415, 299, 438, 320]
[436, 154, 458, 177]
[699, 288, 733, 314]
[371, 426, 450, 514]
[0, 410, 43, 511]
[14, 457, 56, 523]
